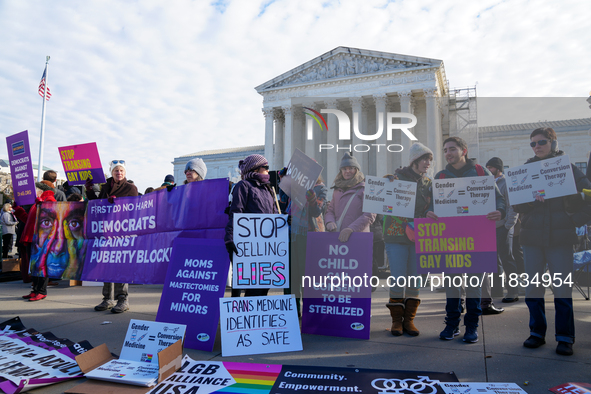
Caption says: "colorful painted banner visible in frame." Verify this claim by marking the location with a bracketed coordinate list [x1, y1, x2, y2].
[433, 175, 496, 217]
[148, 356, 459, 394]
[232, 214, 289, 289]
[29, 179, 229, 283]
[5, 130, 36, 206]
[279, 148, 324, 209]
[156, 237, 229, 352]
[302, 232, 373, 339]
[57, 142, 106, 185]
[506, 154, 577, 205]
[415, 216, 497, 274]
[219, 295, 302, 357]
[362, 175, 417, 218]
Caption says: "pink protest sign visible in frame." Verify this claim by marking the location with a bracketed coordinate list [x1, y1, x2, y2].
[57, 142, 106, 185]
[414, 216, 497, 274]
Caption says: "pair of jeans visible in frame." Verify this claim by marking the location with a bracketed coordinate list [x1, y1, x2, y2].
[444, 274, 483, 328]
[522, 245, 574, 343]
[385, 242, 420, 299]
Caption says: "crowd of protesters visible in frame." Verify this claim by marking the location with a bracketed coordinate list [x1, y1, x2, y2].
[7, 127, 590, 357]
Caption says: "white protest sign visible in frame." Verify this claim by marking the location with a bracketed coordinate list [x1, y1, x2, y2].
[147, 357, 236, 394]
[219, 295, 302, 357]
[506, 154, 577, 205]
[362, 175, 417, 218]
[279, 149, 324, 209]
[433, 175, 496, 217]
[441, 382, 528, 393]
[232, 214, 289, 289]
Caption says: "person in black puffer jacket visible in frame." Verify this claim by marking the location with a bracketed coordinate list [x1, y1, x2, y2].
[514, 127, 591, 356]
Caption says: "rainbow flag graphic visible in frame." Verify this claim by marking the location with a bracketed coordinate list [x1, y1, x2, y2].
[386, 206, 393, 213]
[218, 362, 282, 394]
[537, 190, 546, 197]
[461, 207, 469, 213]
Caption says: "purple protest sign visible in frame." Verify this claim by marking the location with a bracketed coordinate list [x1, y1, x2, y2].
[58, 142, 106, 186]
[415, 216, 497, 274]
[156, 237, 229, 352]
[301, 232, 373, 339]
[6, 130, 36, 206]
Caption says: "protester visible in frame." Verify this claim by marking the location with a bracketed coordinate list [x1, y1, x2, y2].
[513, 128, 591, 356]
[86, 160, 138, 313]
[154, 174, 176, 192]
[480, 157, 519, 313]
[382, 142, 433, 336]
[428, 137, 505, 343]
[144, 187, 155, 194]
[62, 181, 82, 199]
[67, 193, 83, 202]
[1, 203, 18, 258]
[184, 158, 207, 184]
[17, 186, 57, 301]
[325, 153, 376, 241]
[224, 154, 278, 297]
[40, 170, 66, 201]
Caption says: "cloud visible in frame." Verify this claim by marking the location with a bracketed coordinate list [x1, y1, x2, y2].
[1, 0, 589, 190]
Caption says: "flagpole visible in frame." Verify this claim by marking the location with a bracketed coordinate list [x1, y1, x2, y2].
[37, 56, 50, 182]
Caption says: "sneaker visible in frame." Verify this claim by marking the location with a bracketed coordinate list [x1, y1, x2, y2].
[439, 325, 460, 340]
[111, 299, 129, 313]
[523, 335, 545, 348]
[556, 342, 573, 356]
[94, 299, 116, 311]
[29, 293, 47, 301]
[22, 292, 36, 299]
[463, 326, 478, 343]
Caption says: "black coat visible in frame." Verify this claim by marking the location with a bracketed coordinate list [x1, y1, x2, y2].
[514, 151, 591, 248]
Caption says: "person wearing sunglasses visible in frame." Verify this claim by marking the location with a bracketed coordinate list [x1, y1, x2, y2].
[514, 128, 591, 356]
[86, 159, 138, 313]
[224, 154, 278, 297]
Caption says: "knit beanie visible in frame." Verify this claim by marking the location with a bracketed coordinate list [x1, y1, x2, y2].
[408, 142, 434, 165]
[486, 157, 503, 172]
[109, 160, 126, 175]
[164, 174, 175, 184]
[239, 154, 268, 175]
[339, 152, 360, 170]
[185, 158, 207, 179]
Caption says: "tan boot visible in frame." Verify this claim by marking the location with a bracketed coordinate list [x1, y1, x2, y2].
[403, 298, 421, 336]
[386, 298, 405, 336]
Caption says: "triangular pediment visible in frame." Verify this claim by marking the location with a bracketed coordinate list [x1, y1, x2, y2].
[255, 46, 442, 92]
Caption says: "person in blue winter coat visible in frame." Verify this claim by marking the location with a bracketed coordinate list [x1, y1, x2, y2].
[426, 137, 506, 344]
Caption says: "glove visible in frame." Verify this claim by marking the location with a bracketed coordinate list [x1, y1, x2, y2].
[338, 228, 354, 242]
[326, 222, 337, 232]
[85, 178, 94, 191]
[107, 195, 117, 204]
[385, 175, 396, 182]
[167, 184, 175, 192]
[278, 167, 288, 178]
[306, 189, 316, 202]
[225, 241, 238, 256]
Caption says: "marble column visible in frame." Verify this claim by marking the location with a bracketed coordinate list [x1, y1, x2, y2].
[274, 110, 284, 170]
[324, 99, 339, 193]
[373, 93, 388, 177]
[397, 90, 414, 168]
[349, 97, 369, 174]
[282, 105, 293, 167]
[292, 107, 305, 158]
[262, 107, 275, 169]
[424, 88, 440, 172]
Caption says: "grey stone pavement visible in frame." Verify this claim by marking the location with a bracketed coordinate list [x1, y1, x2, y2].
[1, 278, 590, 394]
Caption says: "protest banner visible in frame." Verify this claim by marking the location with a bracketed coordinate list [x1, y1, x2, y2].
[301, 232, 373, 339]
[232, 213, 289, 289]
[148, 356, 459, 394]
[5, 130, 36, 206]
[37, 178, 229, 284]
[506, 154, 577, 205]
[57, 142, 106, 185]
[415, 216, 497, 274]
[550, 382, 591, 394]
[156, 237, 229, 352]
[441, 382, 527, 394]
[362, 175, 417, 218]
[219, 295, 302, 357]
[279, 149, 323, 209]
[85, 319, 186, 387]
[432, 175, 496, 217]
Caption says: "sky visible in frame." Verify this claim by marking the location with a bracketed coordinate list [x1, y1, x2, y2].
[1, 0, 590, 191]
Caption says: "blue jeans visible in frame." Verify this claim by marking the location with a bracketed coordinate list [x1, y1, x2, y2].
[385, 242, 420, 299]
[522, 245, 574, 343]
[445, 274, 483, 328]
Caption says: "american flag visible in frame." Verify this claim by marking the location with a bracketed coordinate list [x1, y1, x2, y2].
[38, 66, 51, 100]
